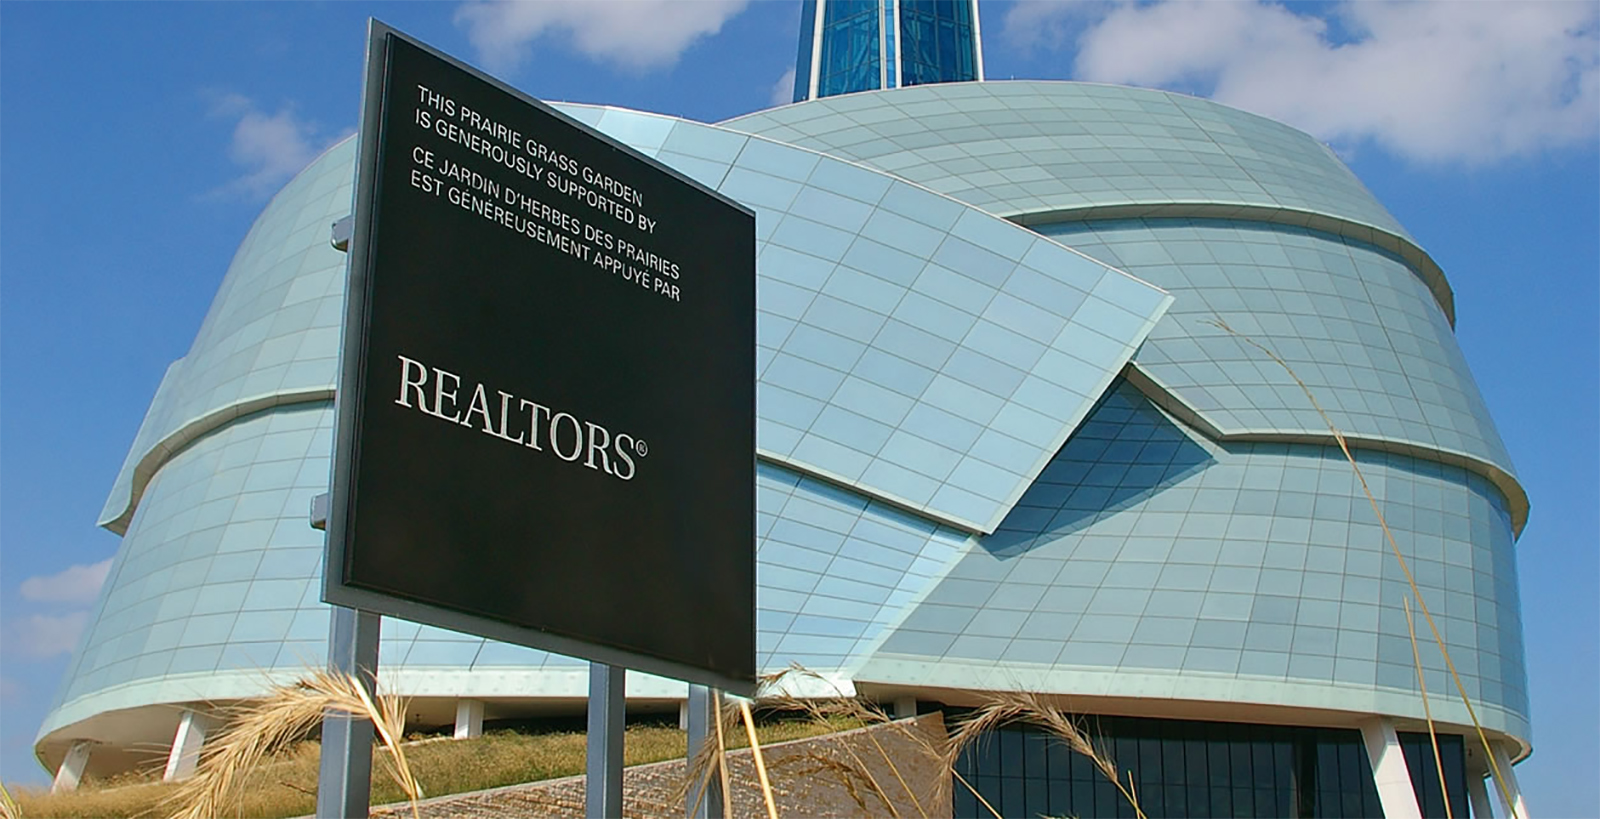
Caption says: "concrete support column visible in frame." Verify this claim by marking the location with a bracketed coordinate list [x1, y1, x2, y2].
[892, 696, 917, 719]
[679, 699, 690, 731]
[1359, 718, 1422, 819]
[1468, 774, 1494, 818]
[1489, 742, 1529, 819]
[51, 740, 92, 793]
[163, 710, 214, 781]
[454, 698, 485, 740]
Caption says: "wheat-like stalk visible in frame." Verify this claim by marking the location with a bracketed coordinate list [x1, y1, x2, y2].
[739, 668, 1144, 819]
[944, 692, 1146, 819]
[757, 673, 923, 817]
[1207, 317, 1518, 816]
[1407, 597, 1453, 819]
[680, 666, 956, 818]
[679, 690, 738, 818]
[738, 700, 780, 819]
[0, 780, 21, 819]
[163, 669, 420, 819]
[764, 752, 879, 812]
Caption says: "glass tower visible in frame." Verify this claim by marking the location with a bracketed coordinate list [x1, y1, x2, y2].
[792, 0, 983, 102]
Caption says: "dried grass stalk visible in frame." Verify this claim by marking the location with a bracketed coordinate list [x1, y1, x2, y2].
[759, 692, 903, 814]
[679, 691, 737, 819]
[764, 753, 877, 813]
[944, 691, 1146, 819]
[755, 667, 1140, 819]
[1208, 317, 1518, 817]
[1407, 597, 1453, 819]
[759, 665, 954, 817]
[164, 669, 420, 819]
[680, 667, 955, 819]
[739, 700, 780, 819]
[712, 694, 733, 819]
[0, 781, 20, 819]
[949, 769, 1001, 819]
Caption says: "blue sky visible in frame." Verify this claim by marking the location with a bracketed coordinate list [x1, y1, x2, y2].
[1, 1, 1595, 811]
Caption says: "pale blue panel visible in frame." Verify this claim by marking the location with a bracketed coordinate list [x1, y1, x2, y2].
[593, 108, 675, 151]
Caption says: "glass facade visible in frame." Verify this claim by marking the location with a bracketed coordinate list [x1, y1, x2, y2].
[793, 0, 980, 102]
[816, 0, 880, 98]
[952, 715, 1468, 818]
[898, 0, 979, 87]
[41, 37, 1528, 813]
[793, 0, 817, 103]
[882, 0, 898, 89]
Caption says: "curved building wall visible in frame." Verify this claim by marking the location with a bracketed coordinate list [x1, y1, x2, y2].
[1042, 218, 1521, 529]
[863, 380, 1528, 739]
[722, 80, 1457, 332]
[40, 82, 1531, 776]
[723, 82, 1414, 241]
[725, 82, 1522, 527]
[98, 139, 355, 534]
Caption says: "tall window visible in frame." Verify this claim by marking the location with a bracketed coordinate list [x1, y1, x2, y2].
[898, 0, 978, 87]
[817, 0, 881, 98]
[792, 0, 818, 103]
[792, 0, 981, 102]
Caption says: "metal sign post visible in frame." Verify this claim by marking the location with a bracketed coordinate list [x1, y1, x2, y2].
[685, 685, 723, 818]
[586, 664, 626, 818]
[311, 495, 384, 819]
[316, 605, 381, 819]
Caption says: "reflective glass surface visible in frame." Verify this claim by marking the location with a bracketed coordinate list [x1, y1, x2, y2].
[46, 80, 1531, 783]
[952, 714, 1467, 818]
[793, 0, 817, 103]
[867, 379, 1528, 737]
[898, 0, 978, 87]
[882, 0, 898, 88]
[818, 0, 881, 98]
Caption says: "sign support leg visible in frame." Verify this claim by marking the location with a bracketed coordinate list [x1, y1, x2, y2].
[317, 605, 381, 819]
[685, 685, 722, 818]
[587, 663, 625, 818]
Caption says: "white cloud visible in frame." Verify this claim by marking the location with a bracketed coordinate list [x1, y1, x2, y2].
[19, 559, 111, 606]
[455, 0, 751, 74]
[770, 67, 797, 107]
[7, 612, 89, 658]
[1009, 1, 1600, 164]
[208, 93, 342, 199]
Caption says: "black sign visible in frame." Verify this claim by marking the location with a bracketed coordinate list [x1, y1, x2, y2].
[325, 22, 756, 692]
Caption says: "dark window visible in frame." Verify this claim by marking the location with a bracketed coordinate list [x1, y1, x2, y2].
[817, 0, 880, 98]
[896, 0, 977, 87]
[950, 712, 1469, 817]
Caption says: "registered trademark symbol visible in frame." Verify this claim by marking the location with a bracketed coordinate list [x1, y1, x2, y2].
[634, 439, 648, 457]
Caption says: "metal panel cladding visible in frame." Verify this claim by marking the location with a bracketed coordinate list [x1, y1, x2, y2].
[326, 23, 756, 692]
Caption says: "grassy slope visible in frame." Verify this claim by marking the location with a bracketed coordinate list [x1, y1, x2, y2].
[9, 718, 858, 819]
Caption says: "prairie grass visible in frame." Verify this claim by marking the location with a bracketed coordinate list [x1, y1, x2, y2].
[161, 670, 418, 819]
[688, 668, 1143, 819]
[944, 692, 1146, 819]
[740, 669, 948, 819]
[8, 710, 857, 819]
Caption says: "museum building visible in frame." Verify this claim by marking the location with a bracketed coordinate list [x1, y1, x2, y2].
[37, 2, 1531, 816]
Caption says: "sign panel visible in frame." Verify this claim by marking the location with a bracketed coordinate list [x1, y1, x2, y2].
[326, 22, 756, 692]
